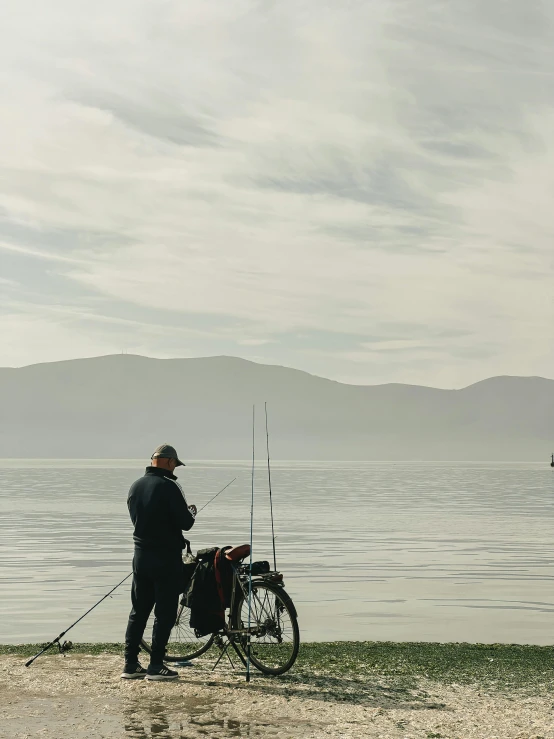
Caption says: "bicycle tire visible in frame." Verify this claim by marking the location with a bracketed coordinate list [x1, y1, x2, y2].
[231, 581, 299, 675]
[140, 603, 215, 663]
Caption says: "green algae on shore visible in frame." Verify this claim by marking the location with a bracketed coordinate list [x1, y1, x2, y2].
[2, 641, 552, 694]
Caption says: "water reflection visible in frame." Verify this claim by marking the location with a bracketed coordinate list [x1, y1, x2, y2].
[122, 699, 250, 738]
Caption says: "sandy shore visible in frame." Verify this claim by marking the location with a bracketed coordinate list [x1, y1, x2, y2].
[1, 652, 553, 739]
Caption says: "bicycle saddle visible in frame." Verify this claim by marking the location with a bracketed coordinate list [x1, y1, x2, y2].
[224, 544, 251, 561]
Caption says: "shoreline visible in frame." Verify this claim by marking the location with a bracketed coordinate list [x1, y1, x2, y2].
[2, 642, 553, 738]
[3, 640, 553, 686]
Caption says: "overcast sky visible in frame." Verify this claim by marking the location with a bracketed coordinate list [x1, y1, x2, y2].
[1, 1, 553, 388]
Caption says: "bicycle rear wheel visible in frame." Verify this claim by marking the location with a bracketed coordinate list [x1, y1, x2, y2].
[140, 602, 215, 662]
[232, 581, 299, 675]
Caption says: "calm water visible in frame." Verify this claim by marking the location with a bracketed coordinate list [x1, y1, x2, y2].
[0, 460, 553, 644]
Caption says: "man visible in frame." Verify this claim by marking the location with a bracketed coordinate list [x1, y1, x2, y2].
[122, 444, 197, 681]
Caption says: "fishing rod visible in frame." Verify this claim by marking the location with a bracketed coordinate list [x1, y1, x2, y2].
[246, 404, 255, 683]
[198, 477, 237, 513]
[265, 402, 277, 572]
[25, 572, 132, 667]
[25, 476, 237, 668]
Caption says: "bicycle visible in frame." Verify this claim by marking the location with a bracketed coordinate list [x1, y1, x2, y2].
[140, 547, 300, 676]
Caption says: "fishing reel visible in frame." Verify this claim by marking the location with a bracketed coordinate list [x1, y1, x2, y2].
[57, 640, 73, 656]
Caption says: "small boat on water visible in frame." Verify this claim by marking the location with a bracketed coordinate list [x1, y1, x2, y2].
[551, 453, 554, 468]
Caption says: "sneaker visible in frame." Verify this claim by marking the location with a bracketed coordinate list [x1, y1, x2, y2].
[145, 664, 179, 681]
[121, 662, 147, 679]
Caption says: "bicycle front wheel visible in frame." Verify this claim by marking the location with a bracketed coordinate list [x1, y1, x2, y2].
[232, 581, 299, 675]
[141, 602, 215, 663]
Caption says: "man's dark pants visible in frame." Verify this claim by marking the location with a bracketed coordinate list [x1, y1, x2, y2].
[124, 548, 182, 666]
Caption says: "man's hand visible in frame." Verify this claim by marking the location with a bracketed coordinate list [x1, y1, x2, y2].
[188, 504, 197, 517]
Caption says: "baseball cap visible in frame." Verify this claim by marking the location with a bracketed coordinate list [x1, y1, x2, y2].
[151, 443, 186, 467]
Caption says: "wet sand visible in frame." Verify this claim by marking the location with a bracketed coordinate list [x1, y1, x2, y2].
[1, 652, 553, 738]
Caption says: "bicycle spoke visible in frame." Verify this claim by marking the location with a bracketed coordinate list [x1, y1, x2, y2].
[236, 583, 298, 673]
[141, 603, 214, 661]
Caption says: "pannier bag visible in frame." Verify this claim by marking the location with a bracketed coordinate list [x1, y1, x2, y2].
[182, 544, 253, 637]
[183, 546, 234, 637]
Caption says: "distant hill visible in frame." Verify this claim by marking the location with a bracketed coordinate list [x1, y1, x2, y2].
[0, 355, 552, 460]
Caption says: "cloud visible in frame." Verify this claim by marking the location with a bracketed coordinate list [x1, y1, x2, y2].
[73, 93, 223, 148]
[238, 338, 274, 346]
[0, 0, 552, 385]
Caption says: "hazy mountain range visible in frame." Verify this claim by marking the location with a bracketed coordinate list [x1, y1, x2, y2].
[0, 355, 552, 461]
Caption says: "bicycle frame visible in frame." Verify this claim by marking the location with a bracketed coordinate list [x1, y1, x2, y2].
[225, 563, 284, 634]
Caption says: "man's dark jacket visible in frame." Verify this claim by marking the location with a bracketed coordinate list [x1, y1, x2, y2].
[127, 466, 195, 554]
